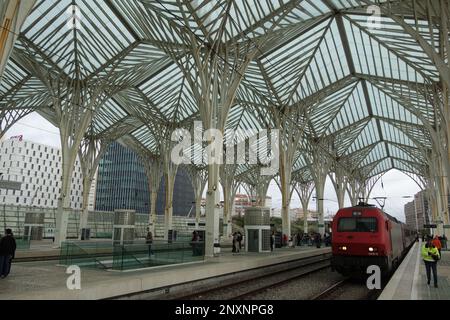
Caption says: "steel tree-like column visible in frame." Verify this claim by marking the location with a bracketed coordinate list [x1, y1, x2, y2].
[185, 165, 208, 229]
[346, 176, 364, 206]
[178, 42, 258, 257]
[78, 134, 110, 237]
[329, 161, 348, 209]
[0, 0, 35, 80]
[162, 145, 178, 240]
[294, 180, 315, 234]
[220, 164, 240, 238]
[306, 139, 332, 236]
[439, 9, 450, 231]
[141, 155, 163, 236]
[276, 110, 307, 240]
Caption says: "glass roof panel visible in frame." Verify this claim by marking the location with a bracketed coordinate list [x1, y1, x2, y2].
[260, 18, 332, 104]
[93, 98, 128, 134]
[369, 158, 392, 177]
[367, 82, 422, 125]
[388, 143, 415, 163]
[344, 16, 427, 83]
[378, 120, 415, 147]
[295, 18, 350, 102]
[345, 14, 439, 81]
[21, 0, 136, 78]
[327, 81, 370, 133]
[309, 81, 358, 136]
[360, 142, 387, 167]
[347, 118, 380, 153]
[0, 59, 29, 95]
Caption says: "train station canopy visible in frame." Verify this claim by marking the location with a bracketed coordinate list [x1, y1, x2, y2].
[1, 0, 447, 183]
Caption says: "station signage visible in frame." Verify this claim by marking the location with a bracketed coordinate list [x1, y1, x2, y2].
[424, 224, 437, 229]
[10, 135, 23, 141]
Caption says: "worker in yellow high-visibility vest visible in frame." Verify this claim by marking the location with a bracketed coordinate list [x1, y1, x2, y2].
[421, 237, 441, 288]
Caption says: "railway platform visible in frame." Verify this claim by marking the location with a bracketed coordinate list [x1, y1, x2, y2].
[1, 246, 330, 300]
[379, 241, 450, 300]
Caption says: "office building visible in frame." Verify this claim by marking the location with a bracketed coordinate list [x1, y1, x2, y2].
[95, 142, 194, 215]
[0, 136, 83, 209]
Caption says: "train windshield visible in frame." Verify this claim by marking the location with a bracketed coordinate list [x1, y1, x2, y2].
[338, 218, 378, 233]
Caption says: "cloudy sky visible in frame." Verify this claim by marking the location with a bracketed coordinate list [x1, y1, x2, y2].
[6, 113, 420, 222]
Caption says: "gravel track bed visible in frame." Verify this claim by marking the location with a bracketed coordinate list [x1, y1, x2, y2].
[243, 268, 346, 300]
[187, 260, 330, 300]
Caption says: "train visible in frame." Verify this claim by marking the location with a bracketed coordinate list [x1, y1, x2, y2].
[331, 202, 416, 277]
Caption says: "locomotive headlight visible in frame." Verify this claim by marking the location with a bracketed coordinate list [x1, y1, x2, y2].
[368, 247, 377, 252]
[339, 246, 347, 251]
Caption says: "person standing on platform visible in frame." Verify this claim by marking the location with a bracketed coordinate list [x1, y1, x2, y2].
[432, 235, 442, 258]
[421, 238, 440, 288]
[146, 229, 154, 257]
[441, 234, 447, 250]
[191, 231, 199, 256]
[237, 232, 243, 252]
[0, 229, 16, 278]
[315, 233, 322, 249]
[232, 232, 238, 253]
[270, 232, 275, 252]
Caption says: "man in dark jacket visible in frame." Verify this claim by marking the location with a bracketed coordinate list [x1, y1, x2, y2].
[0, 229, 16, 278]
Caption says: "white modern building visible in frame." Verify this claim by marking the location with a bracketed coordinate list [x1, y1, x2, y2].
[0, 136, 83, 209]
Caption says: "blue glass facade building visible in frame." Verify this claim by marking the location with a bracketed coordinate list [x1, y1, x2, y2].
[95, 142, 194, 215]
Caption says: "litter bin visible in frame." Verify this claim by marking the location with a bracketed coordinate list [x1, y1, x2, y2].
[168, 230, 177, 243]
[81, 228, 91, 241]
[214, 242, 221, 255]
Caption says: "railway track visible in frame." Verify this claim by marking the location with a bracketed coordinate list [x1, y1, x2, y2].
[310, 278, 382, 300]
[175, 254, 331, 300]
[310, 279, 349, 300]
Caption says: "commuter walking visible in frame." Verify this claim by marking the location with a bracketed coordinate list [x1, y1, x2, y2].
[432, 235, 442, 258]
[146, 229, 154, 257]
[421, 238, 440, 288]
[0, 229, 16, 278]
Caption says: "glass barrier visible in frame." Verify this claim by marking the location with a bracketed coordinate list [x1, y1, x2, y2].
[15, 237, 31, 250]
[59, 241, 114, 269]
[112, 241, 205, 271]
[59, 240, 205, 271]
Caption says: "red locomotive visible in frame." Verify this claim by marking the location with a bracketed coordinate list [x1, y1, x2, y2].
[331, 202, 415, 277]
